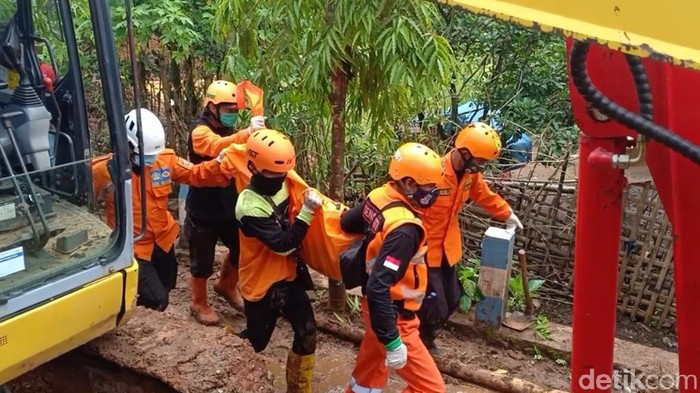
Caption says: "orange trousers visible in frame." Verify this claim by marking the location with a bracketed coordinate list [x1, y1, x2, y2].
[346, 298, 446, 393]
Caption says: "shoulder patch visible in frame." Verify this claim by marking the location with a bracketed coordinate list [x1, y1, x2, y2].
[150, 166, 172, 187]
[176, 156, 194, 170]
[462, 179, 473, 190]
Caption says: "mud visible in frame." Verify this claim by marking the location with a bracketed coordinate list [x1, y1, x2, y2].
[8, 351, 178, 393]
[9, 245, 569, 392]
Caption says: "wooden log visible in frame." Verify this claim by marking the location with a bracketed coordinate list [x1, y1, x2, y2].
[315, 317, 567, 393]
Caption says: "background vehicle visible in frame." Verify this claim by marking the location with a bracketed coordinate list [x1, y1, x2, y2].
[0, 0, 140, 384]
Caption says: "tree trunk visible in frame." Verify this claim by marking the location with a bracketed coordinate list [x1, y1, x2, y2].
[326, 59, 351, 312]
[159, 52, 175, 148]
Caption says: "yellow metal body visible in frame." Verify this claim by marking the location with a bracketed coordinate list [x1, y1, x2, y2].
[0, 260, 138, 384]
[434, 0, 700, 71]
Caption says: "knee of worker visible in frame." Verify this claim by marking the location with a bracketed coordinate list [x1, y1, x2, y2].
[293, 320, 318, 356]
[137, 292, 169, 312]
[189, 260, 214, 278]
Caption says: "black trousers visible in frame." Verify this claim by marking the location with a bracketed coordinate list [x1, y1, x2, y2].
[241, 279, 317, 356]
[136, 245, 177, 311]
[417, 254, 463, 344]
[183, 214, 239, 278]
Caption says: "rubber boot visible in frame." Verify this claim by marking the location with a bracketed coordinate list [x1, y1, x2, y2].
[189, 276, 220, 326]
[213, 252, 244, 312]
[420, 326, 444, 356]
[285, 350, 315, 393]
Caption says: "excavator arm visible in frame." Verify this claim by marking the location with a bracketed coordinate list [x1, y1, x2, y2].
[435, 0, 700, 71]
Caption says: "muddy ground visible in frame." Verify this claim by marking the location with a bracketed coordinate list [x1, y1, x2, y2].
[541, 300, 679, 353]
[10, 246, 572, 393]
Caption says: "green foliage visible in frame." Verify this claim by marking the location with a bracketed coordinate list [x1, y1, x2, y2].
[508, 272, 545, 312]
[212, 0, 455, 192]
[457, 257, 483, 312]
[533, 314, 553, 341]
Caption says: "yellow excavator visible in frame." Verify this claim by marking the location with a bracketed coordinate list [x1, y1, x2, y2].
[1, 0, 699, 391]
[0, 0, 146, 384]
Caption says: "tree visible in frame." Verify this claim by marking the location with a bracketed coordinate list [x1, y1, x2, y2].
[213, 0, 453, 311]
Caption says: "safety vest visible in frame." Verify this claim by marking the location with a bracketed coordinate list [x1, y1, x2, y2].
[236, 182, 298, 302]
[363, 185, 428, 312]
[422, 154, 512, 267]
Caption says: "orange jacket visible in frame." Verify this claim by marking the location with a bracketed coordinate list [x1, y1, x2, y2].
[92, 149, 229, 261]
[190, 124, 250, 159]
[365, 185, 428, 312]
[422, 153, 512, 267]
[218, 144, 361, 281]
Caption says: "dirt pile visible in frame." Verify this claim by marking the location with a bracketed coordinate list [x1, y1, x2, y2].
[85, 307, 274, 393]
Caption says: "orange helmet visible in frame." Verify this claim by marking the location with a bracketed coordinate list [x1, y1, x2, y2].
[455, 122, 502, 160]
[203, 80, 237, 107]
[389, 142, 443, 185]
[246, 129, 296, 173]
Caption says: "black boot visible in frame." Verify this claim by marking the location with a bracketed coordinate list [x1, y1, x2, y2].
[420, 326, 443, 356]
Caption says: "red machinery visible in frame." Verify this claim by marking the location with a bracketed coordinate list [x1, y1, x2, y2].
[567, 40, 700, 392]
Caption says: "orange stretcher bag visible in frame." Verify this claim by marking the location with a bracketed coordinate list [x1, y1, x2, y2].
[219, 144, 361, 281]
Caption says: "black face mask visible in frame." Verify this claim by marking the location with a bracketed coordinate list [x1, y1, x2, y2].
[411, 187, 439, 208]
[250, 173, 286, 196]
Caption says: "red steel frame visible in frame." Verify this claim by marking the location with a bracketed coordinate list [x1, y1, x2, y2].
[566, 40, 700, 392]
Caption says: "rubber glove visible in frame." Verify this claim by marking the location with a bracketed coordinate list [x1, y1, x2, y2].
[385, 341, 408, 370]
[505, 212, 524, 231]
[250, 115, 266, 130]
[303, 188, 323, 211]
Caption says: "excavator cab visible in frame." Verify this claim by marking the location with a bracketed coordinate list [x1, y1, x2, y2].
[0, 0, 138, 383]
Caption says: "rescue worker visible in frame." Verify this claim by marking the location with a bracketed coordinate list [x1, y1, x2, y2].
[184, 79, 265, 325]
[341, 142, 447, 393]
[419, 122, 523, 353]
[92, 108, 229, 311]
[234, 129, 321, 393]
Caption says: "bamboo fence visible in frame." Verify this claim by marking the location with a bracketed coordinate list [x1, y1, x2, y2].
[460, 158, 676, 328]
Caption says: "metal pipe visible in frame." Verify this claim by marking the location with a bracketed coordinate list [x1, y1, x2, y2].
[0, 143, 40, 243]
[3, 120, 51, 246]
[570, 134, 627, 393]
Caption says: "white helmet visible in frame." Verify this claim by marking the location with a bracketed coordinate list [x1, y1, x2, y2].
[125, 108, 165, 155]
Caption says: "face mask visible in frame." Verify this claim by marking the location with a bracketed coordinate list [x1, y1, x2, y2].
[133, 154, 157, 167]
[411, 186, 439, 208]
[219, 112, 238, 127]
[250, 173, 286, 196]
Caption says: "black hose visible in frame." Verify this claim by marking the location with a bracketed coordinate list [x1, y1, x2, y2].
[570, 42, 700, 165]
[624, 54, 653, 122]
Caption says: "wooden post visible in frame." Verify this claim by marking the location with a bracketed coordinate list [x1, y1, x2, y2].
[476, 227, 515, 327]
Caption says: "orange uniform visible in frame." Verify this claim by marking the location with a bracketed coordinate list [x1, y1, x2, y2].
[423, 154, 512, 268]
[92, 149, 229, 261]
[347, 185, 446, 393]
[417, 151, 513, 352]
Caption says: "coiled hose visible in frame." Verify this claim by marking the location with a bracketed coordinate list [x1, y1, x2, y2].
[570, 41, 700, 165]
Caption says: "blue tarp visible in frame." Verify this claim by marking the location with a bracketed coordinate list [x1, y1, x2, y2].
[412, 100, 533, 171]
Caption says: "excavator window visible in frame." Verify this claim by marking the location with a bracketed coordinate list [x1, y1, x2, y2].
[0, 0, 127, 317]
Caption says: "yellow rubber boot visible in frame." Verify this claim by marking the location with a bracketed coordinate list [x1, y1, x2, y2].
[285, 351, 315, 393]
[213, 252, 245, 312]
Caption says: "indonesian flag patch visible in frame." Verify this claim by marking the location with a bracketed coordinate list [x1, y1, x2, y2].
[383, 255, 401, 271]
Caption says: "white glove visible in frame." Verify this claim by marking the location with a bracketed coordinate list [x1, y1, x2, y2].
[250, 115, 266, 130]
[216, 150, 226, 163]
[385, 342, 408, 370]
[302, 188, 323, 211]
[505, 212, 523, 232]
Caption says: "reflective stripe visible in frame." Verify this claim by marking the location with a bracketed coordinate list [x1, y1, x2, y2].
[401, 285, 425, 304]
[349, 377, 384, 393]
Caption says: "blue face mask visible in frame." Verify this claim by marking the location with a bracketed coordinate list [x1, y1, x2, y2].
[219, 112, 238, 127]
[134, 154, 157, 167]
